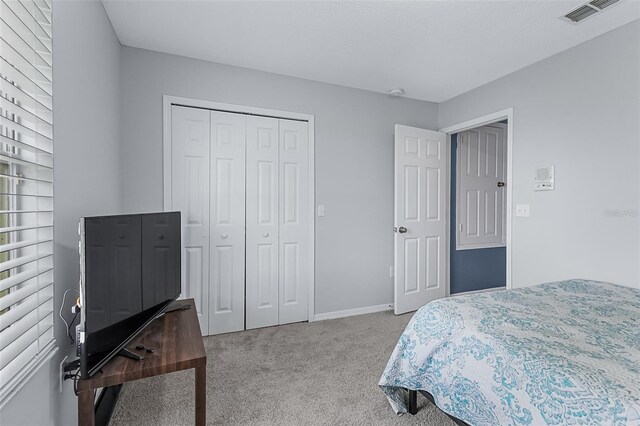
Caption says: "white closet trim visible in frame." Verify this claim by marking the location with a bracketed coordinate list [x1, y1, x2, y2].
[162, 95, 316, 322]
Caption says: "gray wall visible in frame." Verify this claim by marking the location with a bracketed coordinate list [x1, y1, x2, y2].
[439, 20, 640, 289]
[0, 1, 123, 425]
[119, 47, 439, 315]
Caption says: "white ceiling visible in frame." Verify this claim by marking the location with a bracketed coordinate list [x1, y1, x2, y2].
[101, 0, 640, 103]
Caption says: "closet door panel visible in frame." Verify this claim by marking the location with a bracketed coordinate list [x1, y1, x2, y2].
[209, 111, 246, 334]
[246, 116, 279, 329]
[170, 106, 210, 335]
[278, 119, 309, 324]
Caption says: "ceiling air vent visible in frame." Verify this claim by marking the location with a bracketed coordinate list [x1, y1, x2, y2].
[564, 4, 599, 22]
[563, 0, 621, 23]
[589, 0, 619, 10]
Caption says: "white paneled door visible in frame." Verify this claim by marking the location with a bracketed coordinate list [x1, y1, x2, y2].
[246, 116, 280, 329]
[245, 117, 309, 328]
[394, 125, 447, 315]
[170, 104, 310, 335]
[209, 111, 246, 334]
[278, 119, 310, 325]
[170, 106, 211, 334]
[457, 124, 506, 249]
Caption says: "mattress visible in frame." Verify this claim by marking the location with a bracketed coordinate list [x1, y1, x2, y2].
[379, 279, 640, 425]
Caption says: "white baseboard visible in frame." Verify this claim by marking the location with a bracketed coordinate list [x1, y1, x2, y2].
[449, 286, 506, 297]
[312, 303, 392, 322]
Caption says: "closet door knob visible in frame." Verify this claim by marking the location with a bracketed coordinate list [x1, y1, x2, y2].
[221, 233, 229, 239]
[263, 232, 269, 238]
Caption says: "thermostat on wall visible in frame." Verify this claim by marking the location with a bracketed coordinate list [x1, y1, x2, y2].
[534, 165, 554, 191]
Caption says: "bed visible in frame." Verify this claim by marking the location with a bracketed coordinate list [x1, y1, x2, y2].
[379, 279, 640, 425]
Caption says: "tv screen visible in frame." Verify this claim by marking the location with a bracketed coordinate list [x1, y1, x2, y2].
[79, 212, 181, 378]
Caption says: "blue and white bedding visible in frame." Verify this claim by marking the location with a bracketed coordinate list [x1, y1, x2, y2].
[379, 279, 640, 425]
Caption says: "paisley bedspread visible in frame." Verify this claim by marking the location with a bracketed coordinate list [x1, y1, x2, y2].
[379, 279, 640, 425]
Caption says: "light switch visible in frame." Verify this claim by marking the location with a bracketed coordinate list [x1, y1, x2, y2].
[317, 204, 325, 217]
[515, 204, 530, 217]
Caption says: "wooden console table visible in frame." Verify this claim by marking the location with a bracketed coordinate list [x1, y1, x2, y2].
[77, 299, 206, 426]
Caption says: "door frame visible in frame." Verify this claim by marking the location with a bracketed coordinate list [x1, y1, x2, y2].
[162, 95, 317, 321]
[439, 107, 514, 292]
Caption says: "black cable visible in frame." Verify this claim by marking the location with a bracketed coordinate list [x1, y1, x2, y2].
[63, 369, 81, 396]
[67, 310, 79, 344]
[72, 372, 81, 396]
[59, 289, 79, 345]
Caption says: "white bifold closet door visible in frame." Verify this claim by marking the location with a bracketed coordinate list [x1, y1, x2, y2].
[246, 116, 309, 329]
[209, 112, 246, 335]
[171, 106, 211, 334]
[171, 106, 309, 335]
[277, 119, 310, 325]
[245, 116, 279, 328]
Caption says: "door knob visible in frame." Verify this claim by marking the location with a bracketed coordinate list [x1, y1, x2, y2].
[263, 232, 270, 238]
[497, 181, 505, 187]
[397, 226, 407, 234]
[221, 233, 229, 239]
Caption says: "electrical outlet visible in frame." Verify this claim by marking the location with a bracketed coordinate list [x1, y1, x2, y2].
[59, 356, 68, 393]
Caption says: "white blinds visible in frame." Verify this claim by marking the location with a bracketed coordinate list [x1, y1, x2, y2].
[0, 0, 56, 405]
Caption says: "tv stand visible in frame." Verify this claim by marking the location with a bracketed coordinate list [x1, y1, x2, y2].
[77, 299, 206, 426]
[117, 347, 143, 361]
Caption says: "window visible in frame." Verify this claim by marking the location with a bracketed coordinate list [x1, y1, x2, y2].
[0, 0, 55, 406]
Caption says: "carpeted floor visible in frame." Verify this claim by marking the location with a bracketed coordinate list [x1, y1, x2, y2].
[109, 310, 455, 425]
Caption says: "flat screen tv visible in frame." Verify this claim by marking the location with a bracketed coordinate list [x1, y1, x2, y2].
[78, 212, 181, 378]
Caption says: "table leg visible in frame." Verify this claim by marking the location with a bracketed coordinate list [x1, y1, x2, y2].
[195, 365, 206, 425]
[78, 389, 95, 426]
